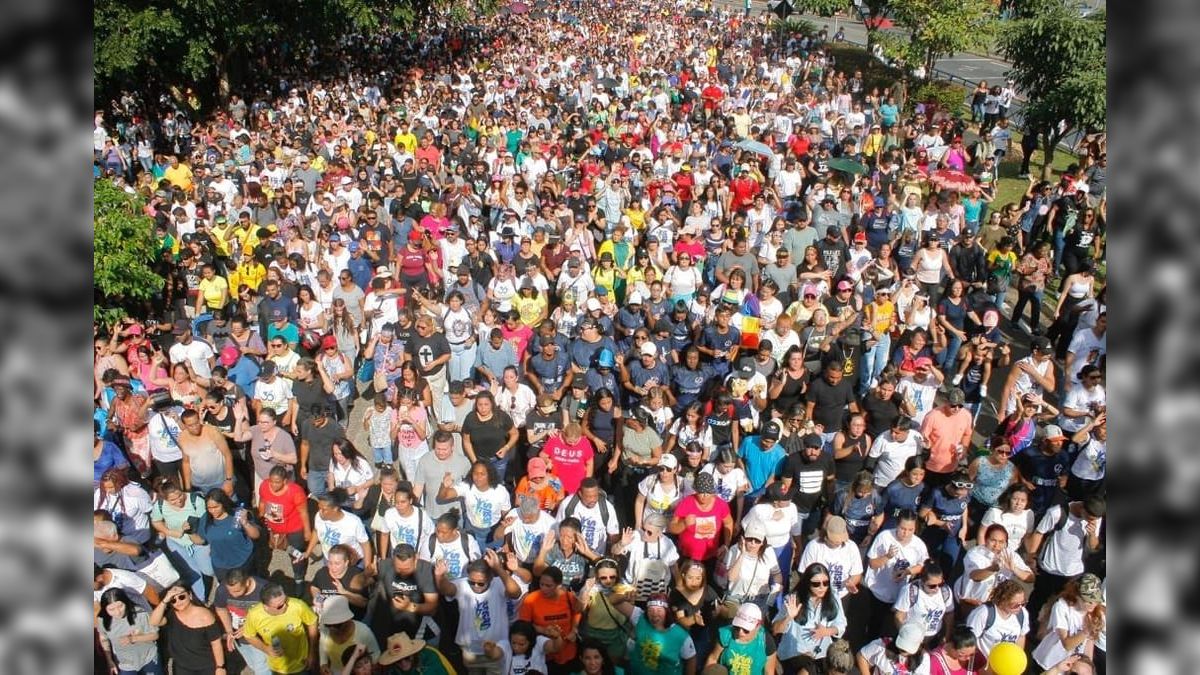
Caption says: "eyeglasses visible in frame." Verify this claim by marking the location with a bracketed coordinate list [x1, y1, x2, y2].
[994, 449, 1012, 456]
[810, 579, 830, 587]
[952, 481, 974, 490]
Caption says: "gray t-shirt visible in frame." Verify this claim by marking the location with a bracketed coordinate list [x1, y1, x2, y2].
[292, 167, 323, 194]
[762, 261, 798, 294]
[783, 225, 820, 260]
[332, 284, 366, 326]
[715, 250, 760, 282]
[415, 452, 472, 519]
[98, 611, 158, 671]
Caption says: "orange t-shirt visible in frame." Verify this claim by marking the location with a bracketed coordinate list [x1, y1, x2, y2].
[920, 407, 974, 474]
[517, 590, 579, 663]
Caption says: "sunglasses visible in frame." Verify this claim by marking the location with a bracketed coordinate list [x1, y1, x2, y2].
[952, 481, 974, 490]
[171, 594, 190, 604]
[810, 580, 830, 587]
[467, 579, 489, 588]
[924, 582, 944, 589]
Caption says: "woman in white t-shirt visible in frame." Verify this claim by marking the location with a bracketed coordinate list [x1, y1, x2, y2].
[635, 454, 688, 528]
[94, 470, 154, 542]
[977, 485, 1035, 554]
[865, 511, 928, 637]
[438, 461, 512, 551]
[857, 621, 932, 675]
[311, 491, 373, 569]
[718, 523, 782, 610]
[327, 440, 376, 514]
[742, 482, 802, 586]
[380, 486, 434, 555]
[955, 524, 1033, 612]
[964, 579, 1030, 658]
[698, 449, 751, 519]
[1032, 573, 1105, 671]
[500, 619, 560, 675]
[893, 564, 956, 640]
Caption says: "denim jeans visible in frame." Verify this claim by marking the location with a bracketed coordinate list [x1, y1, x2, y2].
[237, 641, 271, 675]
[118, 661, 163, 675]
[939, 333, 963, 372]
[859, 332, 891, 392]
[165, 539, 214, 601]
[306, 469, 329, 499]
[449, 343, 478, 382]
[1011, 288, 1045, 331]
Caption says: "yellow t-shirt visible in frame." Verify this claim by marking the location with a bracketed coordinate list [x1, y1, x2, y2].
[164, 164, 194, 191]
[394, 132, 418, 155]
[228, 262, 266, 294]
[243, 599, 318, 674]
[318, 622, 381, 671]
[198, 276, 229, 310]
[514, 294, 547, 327]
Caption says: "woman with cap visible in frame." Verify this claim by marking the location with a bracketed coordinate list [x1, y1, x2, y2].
[314, 592, 379, 671]
[717, 521, 783, 617]
[773, 562, 848, 674]
[1031, 573, 1105, 673]
[375, 632, 455, 674]
[856, 621, 932, 675]
[707, 601, 779, 675]
[663, 250, 703, 306]
[625, 593, 698, 675]
[743, 483, 802, 588]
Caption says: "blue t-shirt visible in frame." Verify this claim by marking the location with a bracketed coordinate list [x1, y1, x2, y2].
[920, 488, 969, 529]
[528, 352, 571, 394]
[880, 479, 925, 528]
[94, 441, 129, 484]
[199, 510, 256, 570]
[879, 103, 899, 126]
[739, 436, 786, 493]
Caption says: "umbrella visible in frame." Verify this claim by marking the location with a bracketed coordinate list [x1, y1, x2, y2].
[598, 77, 620, 89]
[929, 168, 976, 192]
[508, 1, 529, 14]
[686, 8, 708, 18]
[863, 16, 894, 30]
[827, 157, 868, 175]
[735, 139, 775, 157]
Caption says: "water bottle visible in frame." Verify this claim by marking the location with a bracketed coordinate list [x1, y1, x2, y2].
[285, 545, 304, 562]
[234, 508, 245, 531]
[270, 636, 283, 656]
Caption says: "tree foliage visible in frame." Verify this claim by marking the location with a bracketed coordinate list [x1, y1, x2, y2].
[998, 0, 1106, 172]
[94, 0, 497, 104]
[793, 0, 847, 18]
[882, 0, 997, 78]
[94, 181, 162, 322]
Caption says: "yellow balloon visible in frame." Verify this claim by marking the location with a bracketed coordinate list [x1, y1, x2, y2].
[987, 642, 1028, 675]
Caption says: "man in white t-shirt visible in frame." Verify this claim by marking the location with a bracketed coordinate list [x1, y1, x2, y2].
[168, 320, 216, 380]
[1024, 495, 1104, 632]
[310, 499, 373, 569]
[556, 479, 621, 555]
[866, 416, 924, 487]
[94, 565, 157, 611]
[434, 551, 523, 667]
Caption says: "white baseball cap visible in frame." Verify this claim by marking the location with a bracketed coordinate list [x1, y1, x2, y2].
[731, 603, 763, 631]
[640, 341, 658, 357]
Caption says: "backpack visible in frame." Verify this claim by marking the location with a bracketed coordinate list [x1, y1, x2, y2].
[983, 602, 1027, 636]
[564, 491, 612, 529]
[1037, 503, 1074, 566]
[908, 579, 952, 610]
[427, 528, 472, 560]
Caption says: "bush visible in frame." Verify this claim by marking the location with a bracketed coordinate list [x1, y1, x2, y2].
[911, 81, 968, 118]
[825, 43, 903, 93]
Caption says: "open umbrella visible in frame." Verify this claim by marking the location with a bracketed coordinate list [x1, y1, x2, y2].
[508, 1, 529, 14]
[735, 139, 775, 157]
[827, 157, 868, 175]
[598, 77, 620, 89]
[686, 8, 708, 18]
[929, 168, 976, 192]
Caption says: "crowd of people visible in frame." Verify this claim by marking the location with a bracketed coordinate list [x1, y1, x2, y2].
[93, 0, 1107, 674]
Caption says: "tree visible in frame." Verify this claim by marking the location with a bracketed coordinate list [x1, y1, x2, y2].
[793, 0, 847, 18]
[93, 180, 163, 323]
[881, 0, 996, 79]
[999, 0, 1106, 178]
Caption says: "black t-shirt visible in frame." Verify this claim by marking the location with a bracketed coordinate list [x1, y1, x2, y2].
[524, 410, 562, 451]
[859, 391, 901, 439]
[669, 585, 720, 641]
[462, 411, 516, 460]
[213, 576, 269, 643]
[293, 378, 330, 422]
[781, 452, 836, 512]
[833, 432, 870, 483]
[311, 567, 367, 620]
[165, 612, 223, 668]
[805, 377, 857, 431]
[407, 332, 451, 376]
[301, 418, 343, 471]
[379, 559, 437, 613]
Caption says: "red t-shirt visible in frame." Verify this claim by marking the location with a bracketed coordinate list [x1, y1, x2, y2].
[729, 177, 761, 212]
[399, 245, 427, 278]
[673, 495, 730, 561]
[542, 435, 596, 495]
[259, 481, 307, 535]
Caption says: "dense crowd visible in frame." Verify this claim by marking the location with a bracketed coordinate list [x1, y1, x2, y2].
[93, 1, 1107, 674]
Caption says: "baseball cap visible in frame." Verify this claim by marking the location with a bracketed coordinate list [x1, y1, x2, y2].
[853, 231, 867, 243]
[595, 286, 609, 296]
[375, 266, 393, 278]
[258, 361, 277, 378]
[1031, 336, 1053, 353]
[761, 420, 783, 442]
[1077, 573, 1104, 603]
[913, 356, 934, 369]
[627, 291, 644, 305]
[837, 280, 854, 292]
[731, 603, 763, 631]
[895, 622, 924, 653]
[126, 324, 144, 336]
[527, 457, 548, 479]
[347, 241, 360, 252]
[743, 521, 767, 541]
[640, 341, 658, 357]
[1039, 424, 1067, 441]
[982, 309, 1000, 327]
[585, 297, 602, 312]
[736, 363, 756, 380]
[596, 349, 616, 368]
[218, 345, 240, 367]
[693, 472, 716, 494]
[320, 335, 338, 351]
[802, 433, 824, 449]
[657, 454, 679, 470]
[826, 225, 840, 236]
[824, 516, 849, 544]
[319, 595, 354, 625]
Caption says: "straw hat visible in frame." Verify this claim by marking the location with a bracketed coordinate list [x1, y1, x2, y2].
[377, 633, 426, 665]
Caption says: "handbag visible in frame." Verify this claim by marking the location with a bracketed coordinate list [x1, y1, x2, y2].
[137, 553, 181, 590]
[356, 358, 376, 384]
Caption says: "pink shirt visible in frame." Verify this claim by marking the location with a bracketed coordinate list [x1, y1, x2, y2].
[542, 435, 595, 495]
[673, 495, 730, 561]
[920, 407, 974, 474]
